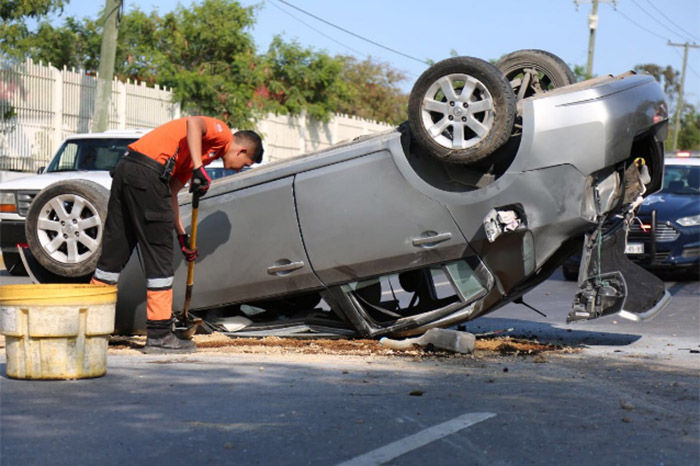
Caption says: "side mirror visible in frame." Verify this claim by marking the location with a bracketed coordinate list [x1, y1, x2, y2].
[37, 166, 45, 174]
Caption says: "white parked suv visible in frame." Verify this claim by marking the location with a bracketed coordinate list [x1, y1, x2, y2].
[0, 129, 149, 276]
[0, 128, 242, 277]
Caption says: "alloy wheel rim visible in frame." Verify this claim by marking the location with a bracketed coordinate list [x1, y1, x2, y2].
[420, 73, 496, 150]
[36, 194, 103, 264]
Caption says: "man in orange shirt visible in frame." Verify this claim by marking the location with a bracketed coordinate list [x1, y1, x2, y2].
[91, 116, 264, 352]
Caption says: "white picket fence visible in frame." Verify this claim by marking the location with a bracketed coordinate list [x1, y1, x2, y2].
[0, 59, 394, 172]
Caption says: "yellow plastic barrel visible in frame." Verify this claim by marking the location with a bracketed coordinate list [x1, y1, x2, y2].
[0, 284, 117, 380]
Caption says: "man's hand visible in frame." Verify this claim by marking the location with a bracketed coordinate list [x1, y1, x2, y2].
[177, 234, 198, 261]
[190, 166, 211, 196]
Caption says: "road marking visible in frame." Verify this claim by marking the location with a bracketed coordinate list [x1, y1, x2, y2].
[336, 412, 496, 466]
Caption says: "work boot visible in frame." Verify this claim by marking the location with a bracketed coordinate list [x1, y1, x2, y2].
[143, 319, 196, 353]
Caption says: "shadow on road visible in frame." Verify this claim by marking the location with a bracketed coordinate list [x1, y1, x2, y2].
[464, 317, 641, 348]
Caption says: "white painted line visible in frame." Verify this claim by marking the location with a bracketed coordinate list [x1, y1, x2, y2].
[336, 412, 496, 466]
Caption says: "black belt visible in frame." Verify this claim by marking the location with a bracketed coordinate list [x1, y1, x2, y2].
[124, 150, 165, 174]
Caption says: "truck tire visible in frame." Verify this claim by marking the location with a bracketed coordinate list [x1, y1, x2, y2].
[496, 49, 576, 101]
[408, 56, 516, 165]
[25, 179, 109, 277]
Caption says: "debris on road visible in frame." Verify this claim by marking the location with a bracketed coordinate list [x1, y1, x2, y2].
[104, 332, 567, 359]
[379, 329, 476, 353]
[620, 400, 636, 411]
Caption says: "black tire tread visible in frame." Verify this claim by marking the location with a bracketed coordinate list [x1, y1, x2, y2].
[496, 49, 576, 100]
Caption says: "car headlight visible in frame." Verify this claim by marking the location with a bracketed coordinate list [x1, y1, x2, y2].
[677, 215, 700, 227]
[0, 192, 16, 213]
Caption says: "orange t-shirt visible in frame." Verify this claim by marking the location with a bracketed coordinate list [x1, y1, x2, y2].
[128, 117, 233, 185]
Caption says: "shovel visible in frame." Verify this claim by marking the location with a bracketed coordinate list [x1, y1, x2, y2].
[379, 328, 476, 354]
[175, 180, 204, 340]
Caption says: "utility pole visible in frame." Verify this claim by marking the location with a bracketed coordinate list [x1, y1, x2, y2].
[575, 0, 616, 78]
[93, 0, 121, 133]
[668, 41, 699, 151]
[587, 0, 599, 79]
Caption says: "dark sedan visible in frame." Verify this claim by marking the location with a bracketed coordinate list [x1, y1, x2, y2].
[564, 157, 699, 280]
[628, 157, 700, 276]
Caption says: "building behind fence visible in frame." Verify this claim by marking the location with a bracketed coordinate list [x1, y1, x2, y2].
[0, 59, 393, 172]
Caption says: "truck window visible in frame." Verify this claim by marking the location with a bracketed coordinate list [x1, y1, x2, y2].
[46, 138, 136, 172]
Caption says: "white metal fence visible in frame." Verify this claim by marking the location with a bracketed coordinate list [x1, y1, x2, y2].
[258, 111, 393, 162]
[0, 59, 394, 172]
[0, 59, 181, 171]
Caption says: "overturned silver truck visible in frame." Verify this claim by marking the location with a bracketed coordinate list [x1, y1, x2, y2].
[19, 50, 670, 337]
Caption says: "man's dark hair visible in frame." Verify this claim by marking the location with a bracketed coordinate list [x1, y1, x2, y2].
[234, 130, 264, 163]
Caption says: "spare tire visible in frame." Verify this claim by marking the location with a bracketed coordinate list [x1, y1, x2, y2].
[408, 56, 516, 165]
[496, 49, 576, 101]
[25, 179, 109, 277]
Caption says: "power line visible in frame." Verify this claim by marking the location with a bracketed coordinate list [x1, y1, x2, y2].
[266, 1, 419, 79]
[614, 6, 669, 41]
[672, 46, 700, 81]
[644, 0, 700, 42]
[272, 0, 430, 65]
[629, 0, 693, 43]
[267, 1, 369, 58]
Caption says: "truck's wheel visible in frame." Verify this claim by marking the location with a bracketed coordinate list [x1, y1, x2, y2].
[408, 56, 516, 165]
[25, 180, 109, 277]
[496, 49, 576, 101]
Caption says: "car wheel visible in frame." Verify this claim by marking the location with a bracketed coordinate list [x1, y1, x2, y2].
[408, 56, 516, 165]
[3, 252, 27, 276]
[496, 49, 576, 101]
[25, 180, 109, 278]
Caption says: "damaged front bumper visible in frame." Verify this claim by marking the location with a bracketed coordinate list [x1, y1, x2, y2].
[568, 161, 671, 323]
[567, 223, 671, 322]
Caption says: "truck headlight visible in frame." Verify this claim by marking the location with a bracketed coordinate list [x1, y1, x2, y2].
[0, 192, 16, 213]
[677, 215, 700, 227]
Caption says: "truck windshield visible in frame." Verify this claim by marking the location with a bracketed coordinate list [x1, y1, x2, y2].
[46, 138, 136, 172]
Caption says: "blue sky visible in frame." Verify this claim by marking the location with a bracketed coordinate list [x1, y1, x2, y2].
[52, 0, 700, 104]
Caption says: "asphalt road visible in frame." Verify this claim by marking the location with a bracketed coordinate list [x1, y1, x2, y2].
[1, 268, 698, 466]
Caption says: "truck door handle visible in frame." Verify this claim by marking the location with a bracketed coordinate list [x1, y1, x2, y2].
[267, 260, 305, 275]
[412, 231, 452, 248]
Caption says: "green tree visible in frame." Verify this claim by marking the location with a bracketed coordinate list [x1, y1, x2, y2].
[634, 64, 681, 104]
[677, 108, 700, 150]
[14, 17, 98, 69]
[0, 0, 68, 60]
[2, 0, 411, 127]
[571, 64, 588, 82]
[635, 63, 699, 150]
[142, 0, 261, 127]
[0, 0, 66, 20]
[259, 37, 348, 121]
[336, 56, 407, 125]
